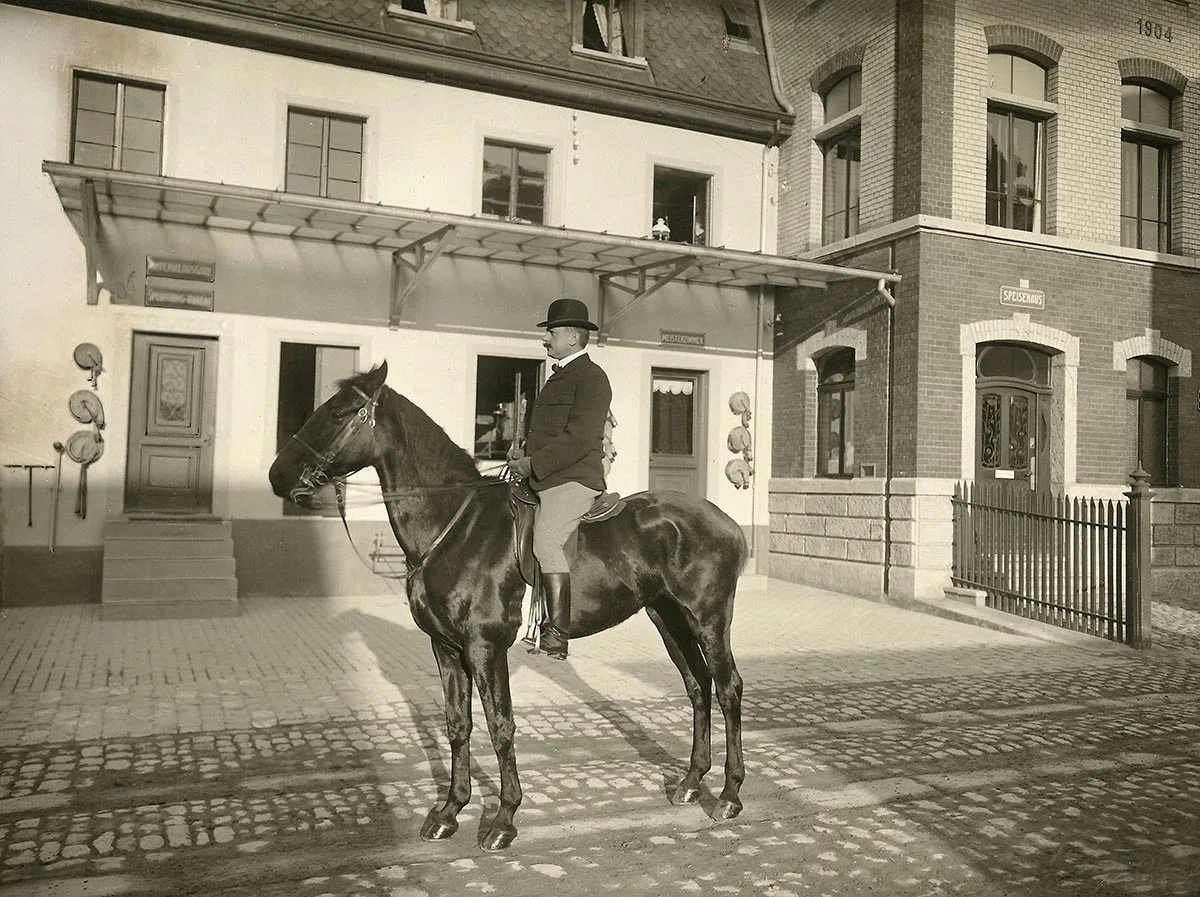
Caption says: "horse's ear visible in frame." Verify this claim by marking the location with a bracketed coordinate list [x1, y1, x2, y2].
[364, 360, 388, 390]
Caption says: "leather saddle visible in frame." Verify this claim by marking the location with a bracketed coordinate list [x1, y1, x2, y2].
[509, 480, 626, 588]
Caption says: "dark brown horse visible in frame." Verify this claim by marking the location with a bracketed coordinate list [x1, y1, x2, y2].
[268, 361, 746, 850]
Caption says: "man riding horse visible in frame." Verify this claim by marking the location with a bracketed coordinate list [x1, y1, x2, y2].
[505, 297, 612, 660]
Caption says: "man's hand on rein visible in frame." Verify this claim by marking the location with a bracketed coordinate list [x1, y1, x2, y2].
[507, 457, 533, 479]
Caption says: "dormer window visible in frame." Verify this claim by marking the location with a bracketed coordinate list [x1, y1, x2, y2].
[723, 8, 752, 41]
[399, 0, 458, 18]
[575, 1, 643, 60]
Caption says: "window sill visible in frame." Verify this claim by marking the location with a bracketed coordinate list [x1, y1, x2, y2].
[812, 109, 861, 143]
[385, 4, 477, 33]
[1120, 118, 1184, 143]
[986, 91, 1059, 119]
[570, 44, 649, 70]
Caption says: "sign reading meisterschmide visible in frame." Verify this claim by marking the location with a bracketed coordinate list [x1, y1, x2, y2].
[1000, 285, 1045, 310]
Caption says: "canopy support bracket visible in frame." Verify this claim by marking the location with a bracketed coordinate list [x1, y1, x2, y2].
[390, 224, 454, 327]
[80, 178, 100, 305]
[598, 255, 696, 344]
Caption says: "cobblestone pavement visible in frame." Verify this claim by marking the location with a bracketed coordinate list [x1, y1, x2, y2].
[2, 581, 1199, 896]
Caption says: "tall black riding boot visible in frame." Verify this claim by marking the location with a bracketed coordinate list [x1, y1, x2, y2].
[538, 572, 571, 660]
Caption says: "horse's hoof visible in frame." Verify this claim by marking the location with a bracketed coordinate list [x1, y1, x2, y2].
[420, 811, 459, 841]
[712, 798, 742, 820]
[479, 824, 517, 851]
[671, 784, 701, 805]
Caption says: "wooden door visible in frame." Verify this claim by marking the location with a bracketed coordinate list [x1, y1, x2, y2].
[976, 385, 1047, 490]
[124, 333, 218, 513]
[648, 369, 706, 497]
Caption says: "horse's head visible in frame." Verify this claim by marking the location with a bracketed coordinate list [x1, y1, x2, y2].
[269, 361, 388, 508]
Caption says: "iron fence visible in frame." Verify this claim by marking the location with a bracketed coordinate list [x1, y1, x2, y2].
[951, 472, 1153, 647]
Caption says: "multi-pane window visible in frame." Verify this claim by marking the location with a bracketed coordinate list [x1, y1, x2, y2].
[1126, 356, 1169, 486]
[473, 356, 541, 462]
[986, 53, 1048, 232]
[1121, 83, 1172, 252]
[482, 141, 548, 224]
[71, 73, 164, 174]
[577, 0, 641, 58]
[652, 166, 710, 245]
[817, 349, 855, 477]
[286, 109, 364, 201]
[820, 71, 861, 245]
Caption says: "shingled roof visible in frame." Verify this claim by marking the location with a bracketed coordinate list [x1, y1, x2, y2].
[58, 0, 792, 140]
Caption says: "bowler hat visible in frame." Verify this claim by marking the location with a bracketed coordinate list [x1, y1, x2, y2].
[537, 297, 598, 331]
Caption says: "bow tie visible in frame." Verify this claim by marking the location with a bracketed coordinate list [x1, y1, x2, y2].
[551, 363, 561, 373]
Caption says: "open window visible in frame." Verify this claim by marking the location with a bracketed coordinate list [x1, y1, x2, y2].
[652, 166, 711, 246]
[277, 343, 359, 516]
[575, 0, 643, 59]
[474, 356, 542, 463]
[396, 0, 459, 19]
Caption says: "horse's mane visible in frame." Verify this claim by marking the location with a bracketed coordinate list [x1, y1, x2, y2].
[340, 370, 483, 484]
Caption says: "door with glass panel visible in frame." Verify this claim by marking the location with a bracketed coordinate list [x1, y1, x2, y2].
[975, 343, 1052, 491]
[649, 370, 706, 497]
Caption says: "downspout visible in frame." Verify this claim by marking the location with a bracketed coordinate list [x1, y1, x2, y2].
[756, 0, 793, 572]
[877, 266, 897, 595]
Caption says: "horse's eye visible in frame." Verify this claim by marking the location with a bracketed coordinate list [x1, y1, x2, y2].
[330, 406, 351, 421]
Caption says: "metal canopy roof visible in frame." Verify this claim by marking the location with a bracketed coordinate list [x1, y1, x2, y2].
[43, 161, 899, 327]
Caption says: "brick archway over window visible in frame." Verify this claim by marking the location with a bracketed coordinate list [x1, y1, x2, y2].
[809, 44, 866, 96]
[983, 24, 1063, 68]
[1118, 58, 1187, 97]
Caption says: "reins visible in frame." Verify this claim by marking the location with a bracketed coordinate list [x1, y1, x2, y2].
[297, 383, 516, 581]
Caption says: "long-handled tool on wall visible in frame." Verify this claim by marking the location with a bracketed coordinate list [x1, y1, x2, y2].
[49, 442, 65, 552]
[66, 430, 104, 520]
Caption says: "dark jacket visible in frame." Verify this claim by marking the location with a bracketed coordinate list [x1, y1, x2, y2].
[526, 353, 612, 493]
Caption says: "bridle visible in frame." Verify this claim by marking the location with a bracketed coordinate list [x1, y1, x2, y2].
[286, 382, 482, 579]
[289, 384, 381, 496]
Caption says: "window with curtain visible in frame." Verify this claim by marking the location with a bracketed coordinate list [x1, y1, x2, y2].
[578, 0, 640, 57]
[820, 71, 861, 245]
[286, 109, 364, 201]
[651, 377, 694, 456]
[1126, 356, 1169, 485]
[482, 140, 549, 224]
[986, 52, 1048, 233]
[816, 349, 855, 477]
[1121, 82, 1173, 252]
[71, 73, 165, 175]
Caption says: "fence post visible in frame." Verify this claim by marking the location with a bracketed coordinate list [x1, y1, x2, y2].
[1125, 466, 1154, 649]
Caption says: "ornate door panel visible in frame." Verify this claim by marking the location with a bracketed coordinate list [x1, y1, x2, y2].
[976, 386, 1040, 488]
[124, 333, 218, 513]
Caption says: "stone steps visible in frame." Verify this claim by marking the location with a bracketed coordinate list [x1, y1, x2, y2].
[100, 519, 238, 620]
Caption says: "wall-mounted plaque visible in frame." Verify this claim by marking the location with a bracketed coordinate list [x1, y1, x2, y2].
[145, 286, 215, 311]
[146, 256, 216, 282]
[660, 330, 706, 348]
[1000, 285, 1045, 310]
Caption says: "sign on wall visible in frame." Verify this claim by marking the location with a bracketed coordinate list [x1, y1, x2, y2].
[1000, 285, 1045, 310]
[660, 330, 706, 348]
[146, 257, 216, 282]
[145, 286, 215, 311]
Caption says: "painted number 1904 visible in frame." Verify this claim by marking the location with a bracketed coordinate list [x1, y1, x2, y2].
[1137, 18, 1174, 41]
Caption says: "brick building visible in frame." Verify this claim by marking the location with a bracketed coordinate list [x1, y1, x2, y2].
[764, 0, 1200, 601]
